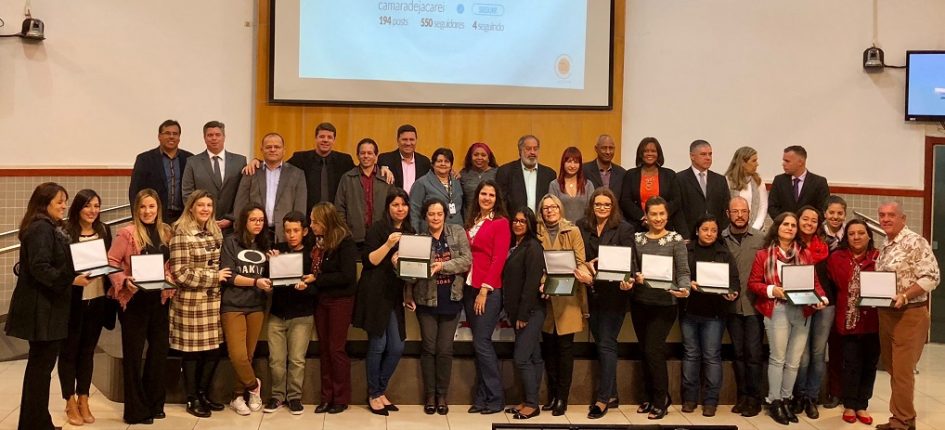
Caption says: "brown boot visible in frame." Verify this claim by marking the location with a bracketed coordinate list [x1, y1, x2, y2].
[77, 394, 95, 423]
[65, 395, 84, 426]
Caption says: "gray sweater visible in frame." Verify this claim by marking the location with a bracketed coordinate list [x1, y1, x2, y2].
[633, 231, 691, 306]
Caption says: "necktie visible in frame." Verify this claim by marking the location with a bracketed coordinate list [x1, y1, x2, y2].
[793, 177, 800, 201]
[320, 156, 329, 202]
[698, 171, 707, 196]
[212, 155, 223, 187]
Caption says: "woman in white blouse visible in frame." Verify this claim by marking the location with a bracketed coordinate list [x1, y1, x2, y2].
[724, 147, 768, 230]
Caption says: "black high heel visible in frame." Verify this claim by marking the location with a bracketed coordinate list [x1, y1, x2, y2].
[369, 397, 389, 416]
[637, 402, 653, 414]
[513, 407, 540, 420]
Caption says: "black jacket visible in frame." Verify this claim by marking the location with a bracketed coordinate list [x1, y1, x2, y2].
[619, 166, 683, 233]
[577, 218, 638, 313]
[684, 241, 739, 318]
[675, 168, 731, 240]
[495, 160, 557, 214]
[501, 236, 545, 323]
[288, 149, 355, 211]
[312, 237, 359, 298]
[767, 171, 830, 219]
[68, 228, 118, 331]
[6, 217, 76, 341]
[376, 150, 431, 191]
[353, 221, 407, 339]
[270, 240, 317, 320]
[129, 147, 194, 220]
[583, 160, 626, 203]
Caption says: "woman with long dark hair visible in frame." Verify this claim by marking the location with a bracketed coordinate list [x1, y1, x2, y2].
[107, 188, 175, 424]
[354, 188, 415, 415]
[6, 182, 90, 430]
[59, 189, 116, 425]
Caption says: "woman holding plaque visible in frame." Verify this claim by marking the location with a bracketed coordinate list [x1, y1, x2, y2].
[107, 188, 175, 424]
[793, 205, 833, 419]
[502, 207, 545, 420]
[464, 180, 511, 414]
[681, 215, 739, 417]
[355, 188, 415, 416]
[631, 196, 690, 420]
[748, 211, 827, 425]
[6, 183, 90, 430]
[575, 188, 637, 419]
[826, 220, 880, 425]
[170, 190, 229, 418]
[404, 198, 471, 414]
[59, 189, 116, 426]
[536, 193, 593, 417]
[309, 202, 359, 414]
[220, 204, 272, 415]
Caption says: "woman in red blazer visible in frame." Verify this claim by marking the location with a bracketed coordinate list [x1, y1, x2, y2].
[748, 211, 827, 425]
[463, 179, 511, 414]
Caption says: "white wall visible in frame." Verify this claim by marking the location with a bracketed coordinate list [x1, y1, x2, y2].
[0, 1, 255, 167]
[622, 0, 945, 189]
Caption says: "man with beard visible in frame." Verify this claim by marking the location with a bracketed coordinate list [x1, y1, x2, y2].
[495, 134, 556, 213]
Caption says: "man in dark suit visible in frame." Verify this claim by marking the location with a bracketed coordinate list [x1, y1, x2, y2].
[583, 134, 626, 199]
[676, 139, 730, 239]
[129, 119, 194, 223]
[233, 132, 307, 242]
[287, 122, 356, 212]
[495, 134, 557, 213]
[376, 124, 431, 193]
[182, 120, 247, 230]
[767, 145, 829, 219]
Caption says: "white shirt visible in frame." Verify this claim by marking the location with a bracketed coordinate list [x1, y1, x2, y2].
[207, 149, 226, 183]
[521, 161, 538, 212]
[264, 162, 283, 226]
[792, 170, 808, 196]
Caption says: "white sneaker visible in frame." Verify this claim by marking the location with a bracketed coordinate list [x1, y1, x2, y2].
[230, 396, 251, 416]
[247, 378, 263, 412]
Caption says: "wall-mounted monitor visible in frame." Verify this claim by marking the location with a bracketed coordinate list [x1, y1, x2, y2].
[905, 50, 945, 122]
[270, 0, 614, 109]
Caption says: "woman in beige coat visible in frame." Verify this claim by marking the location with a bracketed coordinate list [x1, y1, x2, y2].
[536, 194, 593, 416]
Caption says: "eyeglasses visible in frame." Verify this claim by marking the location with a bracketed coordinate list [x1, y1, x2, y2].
[247, 217, 266, 224]
[593, 203, 613, 209]
[511, 219, 527, 225]
[541, 205, 560, 212]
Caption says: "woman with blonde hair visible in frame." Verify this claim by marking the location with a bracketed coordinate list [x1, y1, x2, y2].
[170, 190, 231, 418]
[107, 188, 176, 424]
[724, 146, 768, 230]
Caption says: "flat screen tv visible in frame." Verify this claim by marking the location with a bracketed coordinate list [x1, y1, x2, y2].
[905, 50, 945, 122]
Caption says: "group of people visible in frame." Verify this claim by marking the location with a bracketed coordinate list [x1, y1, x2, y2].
[4, 119, 936, 430]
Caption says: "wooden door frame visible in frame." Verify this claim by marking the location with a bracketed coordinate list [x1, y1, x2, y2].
[923, 135, 945, 239]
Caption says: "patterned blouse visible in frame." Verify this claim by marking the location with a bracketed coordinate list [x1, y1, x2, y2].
[876, 226, 940, 304]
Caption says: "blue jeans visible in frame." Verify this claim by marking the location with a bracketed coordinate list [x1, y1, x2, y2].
[365, 310, 405, 399]
[514, 307, 546, 408]
[464, 288, 504, 409]
[680, 314, 725, 406]
[764, 304, 811, 402]
[589, 309, 626, 403]
[795, 305, 835, 401]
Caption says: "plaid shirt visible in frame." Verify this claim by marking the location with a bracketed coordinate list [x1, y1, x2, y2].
[169, 226, 224, 351]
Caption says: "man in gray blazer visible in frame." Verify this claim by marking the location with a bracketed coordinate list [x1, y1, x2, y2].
[583, 134, 626, 199]
[233, 132, 307, 242]
[182, 120, 247, 230]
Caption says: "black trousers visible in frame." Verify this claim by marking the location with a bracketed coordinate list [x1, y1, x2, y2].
[20, 340, 61, 430]
[841, 333, 880, 411]
[540, 328, 575, 403]
[58, 293, 107, 399]
[727, 313, 765, 400]
[181, 348, 221, 399]
[120, 290, 170, 422]
[629, 302, 676, 405]
[416, 312, 460, 398]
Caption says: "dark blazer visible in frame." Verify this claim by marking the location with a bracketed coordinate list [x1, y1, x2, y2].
[501, 236, 545, 323]
[68, 228, 118, 331]
[287, 149, 355, 211]
[583, 160, 626, 201]
[495, 160, 557, 213]
[353, 221, 408, 339]
[675, 167, 731, 239]
[576, 218, 638, 313]
[233, 162, 308, 242]
[5, 217, 76, 341]
[376, 150, 431, 192]
[128, 147, 194, 220]
[619, 166, 683, 232]
[767, 171, 830, 219]
[182, 150, 247, 222]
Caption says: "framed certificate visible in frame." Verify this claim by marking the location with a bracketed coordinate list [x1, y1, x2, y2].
[641, 253, 674, 290]
[398, 235, 433, 280]
[130, 254, 176, 290]
[544, 250, 576, 296]
[781, 265, 821, 306]
[858, 271, 897, 308]
[696, 261, 730, 294]
[71, 238, 122, 278]
[596, 245, 633, 282]
[270, 253, 304, 287]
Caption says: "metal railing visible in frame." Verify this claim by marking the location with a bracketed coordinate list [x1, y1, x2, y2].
[853, 210, 887, 238]
[0, 204, 132, 256]
[0, 204, 131, 241]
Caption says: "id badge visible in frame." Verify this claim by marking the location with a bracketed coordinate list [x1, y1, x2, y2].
[448, 203, 457, 215]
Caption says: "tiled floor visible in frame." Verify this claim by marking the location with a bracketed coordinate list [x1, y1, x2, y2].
[2, 345, 945, 429]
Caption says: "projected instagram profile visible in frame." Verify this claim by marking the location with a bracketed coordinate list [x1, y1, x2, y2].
[555, 54, 572, 79]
